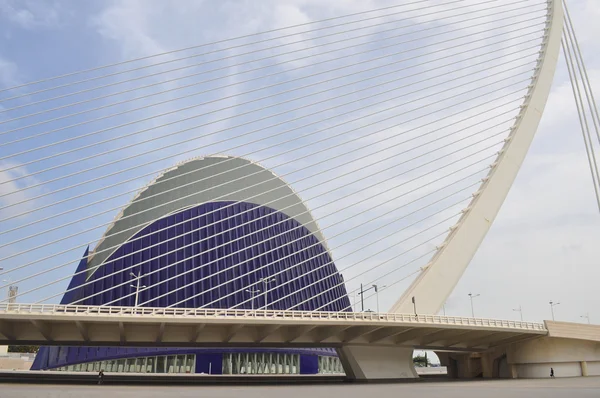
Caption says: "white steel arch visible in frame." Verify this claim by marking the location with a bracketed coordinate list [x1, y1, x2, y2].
[390, 0, 564, 315]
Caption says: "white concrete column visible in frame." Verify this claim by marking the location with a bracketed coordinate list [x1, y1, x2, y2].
[581, 361, 589, 377]
[510, 364, 518, 379]
[337, 345, 417, 380]
[481, 353, 493, 378]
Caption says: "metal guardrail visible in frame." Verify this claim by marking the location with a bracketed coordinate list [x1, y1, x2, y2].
[0, 303, 547, 331]
[0, 352, 36, 360]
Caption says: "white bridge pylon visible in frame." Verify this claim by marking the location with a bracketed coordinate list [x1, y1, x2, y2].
[0, 0, 588, 321]
[392, 0, 564, 314]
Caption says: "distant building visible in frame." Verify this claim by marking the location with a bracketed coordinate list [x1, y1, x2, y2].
[32, 156, 351, 374]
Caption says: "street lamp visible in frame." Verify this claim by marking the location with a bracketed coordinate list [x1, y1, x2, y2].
[245, 288, 261, 311]
[0, 268, 5, 303]
[372, 284, 386, 313]
[357, 284, 376, 312]
[549, 301, 560, 321]
[512, 305, 523, 322]
[260, 277, 276, 310]
[1, 279, 8, 297]
[129, 271, 146, 308]
[468, 293, 480, 318]
[2, 277, 16, 304]
[1, 276, 8, 302]
[412, 296, 417, 317]
[580, 313, 590, 324]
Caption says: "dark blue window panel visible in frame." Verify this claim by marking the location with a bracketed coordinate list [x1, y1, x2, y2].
[300, 354, 319, 375]
[195, 353, 222, 375]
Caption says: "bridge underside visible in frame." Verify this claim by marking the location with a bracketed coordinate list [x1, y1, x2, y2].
[0, 306, 548, 380]
[0, 312, 544, 352]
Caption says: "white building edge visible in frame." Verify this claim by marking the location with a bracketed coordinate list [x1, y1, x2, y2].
[87, 155, 332, 278]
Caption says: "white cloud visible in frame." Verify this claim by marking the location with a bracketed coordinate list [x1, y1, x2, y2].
[0, 56, 18, 90]
[0, 0, 61, 29]
[0, 161, 38, 220]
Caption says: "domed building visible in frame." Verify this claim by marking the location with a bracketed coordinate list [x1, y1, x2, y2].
[32, 156, 351, 374]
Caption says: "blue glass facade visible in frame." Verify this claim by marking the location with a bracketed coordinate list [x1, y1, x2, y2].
[32, 201, 350, 373]
[32, 346, 337, 374]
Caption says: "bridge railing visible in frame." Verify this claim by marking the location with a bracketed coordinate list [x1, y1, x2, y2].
[0, 303, 546, 331]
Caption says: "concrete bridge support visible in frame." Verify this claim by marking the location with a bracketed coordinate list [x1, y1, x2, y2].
[437, 352, 487, 379]
[507, 336, 600, 378]
[437, 350, 515, 379]
[337, 345, 417, 380]
[438, 334, 600, 380]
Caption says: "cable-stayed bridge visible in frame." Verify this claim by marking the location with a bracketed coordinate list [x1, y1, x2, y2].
[0, 0, 599, 380]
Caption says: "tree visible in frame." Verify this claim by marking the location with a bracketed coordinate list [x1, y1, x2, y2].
[8, 345, 39, 353]
[413, 353, 430, 367]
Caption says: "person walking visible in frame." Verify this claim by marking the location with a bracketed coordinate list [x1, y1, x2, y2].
[98, 369, 105, 385]
[550, 367, 555, 378]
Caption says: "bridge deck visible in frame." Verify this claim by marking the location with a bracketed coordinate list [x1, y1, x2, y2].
[0, 304, 546, 351]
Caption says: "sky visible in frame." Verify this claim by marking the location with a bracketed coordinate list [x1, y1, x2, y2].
[0, 0, 598, 325]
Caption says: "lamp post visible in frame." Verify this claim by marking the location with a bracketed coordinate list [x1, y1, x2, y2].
[468, 293, 480, 318]
[580, 313, 590, 324]
[129, 271, 146, 308]
[2, 276, 17, 304]
[245, 288, 261, 311]
[0, 268, 9, 307]
[357, 284, 376, 312]
[549, 301, 560, 321]
[372, 284, 386, 313]
[412, 296, 417, 317]
[260, 277, 276, 310]
[512, 305, 523, 322]
[0, 269, 7, 303]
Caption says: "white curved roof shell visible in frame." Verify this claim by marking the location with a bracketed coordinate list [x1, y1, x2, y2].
[87, 156, 328, 274]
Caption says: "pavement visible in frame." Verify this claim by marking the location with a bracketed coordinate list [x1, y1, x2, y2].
[1, 377, 599, 398]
